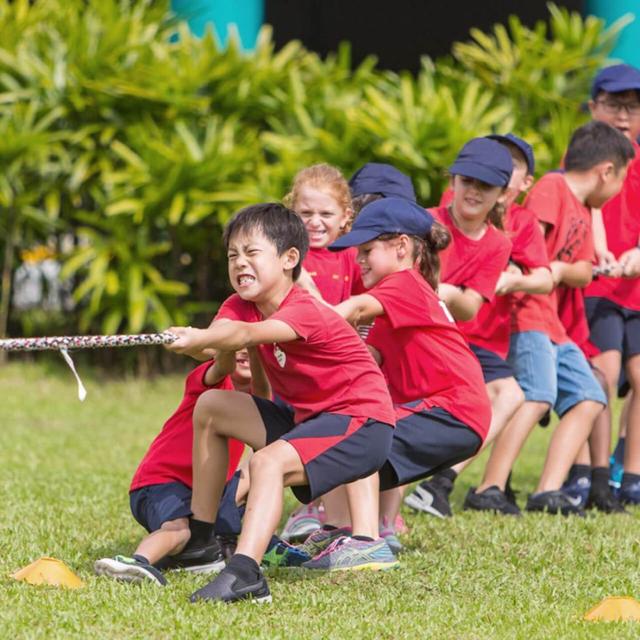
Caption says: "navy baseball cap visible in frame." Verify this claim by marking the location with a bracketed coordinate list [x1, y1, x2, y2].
[349, 163, 417, 201]
[449, 138, 513, 187]
[329, 197, 433, 251]
[591, 64, 640, 99]
[486, 133, 535, 175]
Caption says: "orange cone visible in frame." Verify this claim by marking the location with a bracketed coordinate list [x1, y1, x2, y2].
[584, 596, 640, 621]
[11, 557, 85, 589]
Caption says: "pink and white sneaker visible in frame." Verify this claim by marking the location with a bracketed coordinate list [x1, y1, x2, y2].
[281, 503, 325, 543]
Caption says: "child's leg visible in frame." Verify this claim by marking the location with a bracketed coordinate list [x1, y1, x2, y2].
[623, 355, 640, 474]
[321, 486, 352, 528]
[345, 473, 379, 539]
[379, 486, 405, 525]
[235, 440, 308, 562]
[478, 401, 549, 491]
[135, 518, 190, 564]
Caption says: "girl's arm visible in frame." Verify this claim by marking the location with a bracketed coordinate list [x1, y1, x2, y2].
[334, 294, 384, 326]
[247, 347, 271, 399]
[495, 266, 554, 296]
[167, 320, 298, 360]
[437, 283, 484, 322]
[549, 260, 593, 288]
[203, 350, 237, 385]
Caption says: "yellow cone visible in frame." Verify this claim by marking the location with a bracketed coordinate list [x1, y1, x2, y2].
[11, 557, 85, 589]
[584, 596, 640, 621]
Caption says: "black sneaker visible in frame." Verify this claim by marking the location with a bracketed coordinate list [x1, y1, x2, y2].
[525, 490, 585, 516]
[404, 479, 452, 518]
[216, 534, 238, 560]
[159, 536, 226, 574]
[190, 565, 271, 604]
[463, 486, 521, 515]
[586, 488, 629, 514]
[94, 555, 167, 586]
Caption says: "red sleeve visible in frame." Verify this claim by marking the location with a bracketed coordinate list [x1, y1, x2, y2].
[461, 232, 512, 302]
[215, 294, 256, 322]
[368, 271, 435, 329]
[270, 295, 326, 342]
[524, 174, 562, 229]
[509, 209, 551, 270]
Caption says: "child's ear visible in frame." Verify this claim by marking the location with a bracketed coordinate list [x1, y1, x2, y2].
[340, 207, 354, 230]
[397, 234, 411, 258]
[522, 174, 535, 192]
[282, 247, 301, 273]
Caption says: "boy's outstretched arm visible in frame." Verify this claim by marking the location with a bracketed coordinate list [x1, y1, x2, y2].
[247, 347, 271, 399]
[167, 320, 298, 359]
[550, 260, 593, 288]
[203, 350, 237, 386]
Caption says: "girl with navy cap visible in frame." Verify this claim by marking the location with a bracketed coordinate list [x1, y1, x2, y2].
[300, 197, 491, 568]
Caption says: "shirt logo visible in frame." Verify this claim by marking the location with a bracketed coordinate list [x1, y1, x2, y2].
[273, 344, 286, 368]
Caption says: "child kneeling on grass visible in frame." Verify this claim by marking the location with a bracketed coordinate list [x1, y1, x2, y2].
[167, 203, 397, 604]
[94, 350, 264, 585]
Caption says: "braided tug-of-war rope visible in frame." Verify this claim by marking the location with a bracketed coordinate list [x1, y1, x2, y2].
[0, 332, 178, 401]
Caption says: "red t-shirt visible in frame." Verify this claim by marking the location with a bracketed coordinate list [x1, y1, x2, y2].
[585, 142, 640, 310]
[366, 269, 490, 440]
[461, 204, 550, 358]
[216, 286, 395, 426]
[512, 173, 595, 344]
[303, 246, 363, 304]
[130, 363, 244, 492]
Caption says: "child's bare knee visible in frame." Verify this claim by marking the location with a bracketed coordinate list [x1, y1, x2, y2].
[193, 390, 227, 432]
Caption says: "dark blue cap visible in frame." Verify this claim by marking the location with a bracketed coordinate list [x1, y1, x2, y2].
[449, 138, 513, 187]
[329, 197, 433, 251]
[349, 163, 416, 201]
[486, 133, 535, 175]
[591, 64, 640, 99]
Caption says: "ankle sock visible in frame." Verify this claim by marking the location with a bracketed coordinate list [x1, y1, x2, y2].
[591, 466, 609, 492]
[622, 472, 640, 490]
[352, 535, 374, 542]
[568, 464, 591, 483]
[189, 518, 215, 545]
[227, 553, 261, 582]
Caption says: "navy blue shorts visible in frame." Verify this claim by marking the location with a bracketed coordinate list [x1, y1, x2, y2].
[253, 396, 394, 504]
[470, 344, 513, 383]
[586, 297, 640, 361]
[379, 403, 482, 490]
[130, 481, 192, 533]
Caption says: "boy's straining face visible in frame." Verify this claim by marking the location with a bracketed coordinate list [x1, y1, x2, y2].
[294, 185, 350, 249]
[589, 90, 640, 142]
[451, 175, 505, 222]
[226, 228, 299, 303]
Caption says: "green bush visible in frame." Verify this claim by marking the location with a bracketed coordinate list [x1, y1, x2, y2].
[0, 0, 631, 342]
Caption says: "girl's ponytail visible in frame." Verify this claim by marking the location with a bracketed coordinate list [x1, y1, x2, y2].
[487, 201, 506, 230]
[418, 221, 451, 290]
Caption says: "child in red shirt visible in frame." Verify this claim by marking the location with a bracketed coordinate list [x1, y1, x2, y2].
[166, 203, 396, 603]
[328, 197, 490, 540]
[94, 352, 256, 585]
[407, 134, 554, 517]
[582, 64, 640, 505]
[478, 121, 634, 515]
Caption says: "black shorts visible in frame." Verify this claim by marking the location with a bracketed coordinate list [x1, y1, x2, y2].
[470, 344, 513, 383]
[253, 396, 394, 504]
[379, 403, 482, 490]
[130, 481, 192, 533]
[586, 297, 640, 361]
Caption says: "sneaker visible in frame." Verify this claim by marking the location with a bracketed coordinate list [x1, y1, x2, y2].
[216, 534, 237, 560]
[586, 488, 628, 514]
[297, 526, 351, 558]
[262, 538, 311, 568]
[302, 536, 399, 571]
[94, 555, 166, 586]
[379, 517, 402, 555]
[463, 486, 521, 515]
[281, 504, 324, 543]
[159, 537, 226, 574]
[190, 565, 271, 604]
[525, 490, 585, 516]
[561, 475, 591, 508]
[620, 480, 640, 505]
[404, 480, 452, 518]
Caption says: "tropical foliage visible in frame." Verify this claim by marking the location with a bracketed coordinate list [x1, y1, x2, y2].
[0, 0, 631, 343]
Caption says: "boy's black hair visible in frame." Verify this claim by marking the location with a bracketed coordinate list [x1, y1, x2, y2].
[565, 120, 635, 172]
[222, 203, 309, 281]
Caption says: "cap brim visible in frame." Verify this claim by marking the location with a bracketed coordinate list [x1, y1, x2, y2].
[329, 229, 381, 251]
[449, 161, 509, 187]
[594, 80, 640, 97]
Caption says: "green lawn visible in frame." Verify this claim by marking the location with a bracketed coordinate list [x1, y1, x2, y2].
[1, 361, 639, 639]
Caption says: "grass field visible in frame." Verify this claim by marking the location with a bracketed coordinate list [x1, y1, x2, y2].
[1, 361, 639, 639]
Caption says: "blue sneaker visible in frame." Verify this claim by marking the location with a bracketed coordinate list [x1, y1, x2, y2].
[620, 480, 640, 505]
[561, 476, 591, 508]
[302, 536, 399, 571]
[262, 538, 311, 568]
